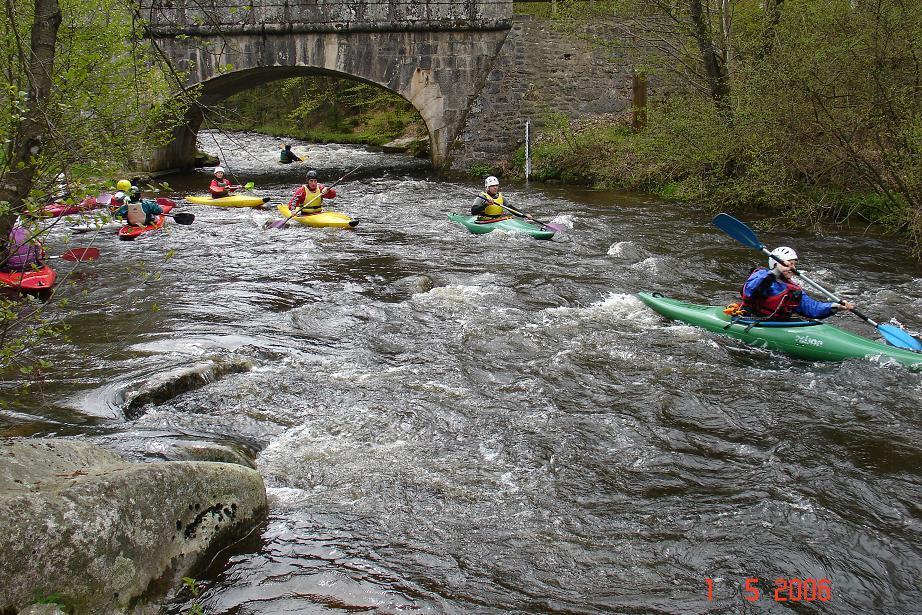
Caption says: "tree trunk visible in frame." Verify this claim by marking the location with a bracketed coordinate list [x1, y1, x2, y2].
[760, 0, 784, 57]
[688, 0, 729, 109]
[0, 0, 62, 243]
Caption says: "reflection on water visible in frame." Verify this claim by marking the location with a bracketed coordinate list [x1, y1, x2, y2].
[2, 130, 921, 614]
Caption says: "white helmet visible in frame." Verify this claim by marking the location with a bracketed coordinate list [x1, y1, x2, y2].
[769, 246, 798, 269]
[214, 166, 225, 175]
[485, 176, 499, 188]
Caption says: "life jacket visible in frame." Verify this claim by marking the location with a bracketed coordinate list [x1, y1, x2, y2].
[210, 178, 232, 198]
[479, 192, 504, 218]
[298, 184, 325, 214]
[125, 202, 148, 226]
[740, 268, 803, 319]
[3, 226, 43, 272]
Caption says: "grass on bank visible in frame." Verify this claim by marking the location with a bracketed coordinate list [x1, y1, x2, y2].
[507, 101, 921, 257]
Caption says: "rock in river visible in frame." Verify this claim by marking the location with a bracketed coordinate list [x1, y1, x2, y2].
[0, 438, 267, 613]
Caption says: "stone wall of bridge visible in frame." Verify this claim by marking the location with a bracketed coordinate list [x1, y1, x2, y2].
[450, 14, 634, 176]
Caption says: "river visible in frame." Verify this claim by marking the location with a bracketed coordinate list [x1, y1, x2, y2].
[2, 130, 921, 614]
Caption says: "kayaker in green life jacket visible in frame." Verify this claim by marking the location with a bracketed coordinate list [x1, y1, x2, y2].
[740, 246, 855, 320]
[470, 176, 531, 221]
[279, 144, 303, 164]
[114, 181, 162, 227]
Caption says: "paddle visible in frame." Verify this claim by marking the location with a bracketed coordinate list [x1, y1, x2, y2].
[463, 188, 564, 232]
[267, 165, 362, 230]
[165, 212, 194, 225]
[151, 197, 194, 224]
[51, 247, 100, 261]
[713, 212, 922, 351]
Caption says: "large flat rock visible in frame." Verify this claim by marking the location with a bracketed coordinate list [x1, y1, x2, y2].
[0, 438, 267, 613]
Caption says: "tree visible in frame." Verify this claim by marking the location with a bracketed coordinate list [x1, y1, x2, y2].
[0, 0, 62, 241]
[0, 0, 183, 380]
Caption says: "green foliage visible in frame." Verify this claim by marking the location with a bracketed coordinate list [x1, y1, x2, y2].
[0, 0, 182, 191]
[467, 163, 495, 179]
[532, 0, 922, 256]
[182, 576, 204, 615]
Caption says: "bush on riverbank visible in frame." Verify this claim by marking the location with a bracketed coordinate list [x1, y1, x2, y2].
[517, 0, 922, 258]
[518, 99, 920, 253]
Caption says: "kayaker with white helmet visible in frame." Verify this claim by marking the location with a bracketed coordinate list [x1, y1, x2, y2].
[209, 166, 240, 199]
[470, 176, 530, 221]
[288, 169, 336, 215]
[740, 246, 855, 320]
[112, 179, 162, 227]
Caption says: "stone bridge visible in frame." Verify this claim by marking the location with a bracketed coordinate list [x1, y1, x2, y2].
[141, 0, 513, 173]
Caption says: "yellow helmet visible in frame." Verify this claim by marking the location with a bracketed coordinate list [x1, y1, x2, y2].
[116, 179, 132, 192]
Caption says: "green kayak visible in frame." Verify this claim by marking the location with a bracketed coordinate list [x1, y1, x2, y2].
[638, 292, 922, 368]
[447, 213, 554, 240]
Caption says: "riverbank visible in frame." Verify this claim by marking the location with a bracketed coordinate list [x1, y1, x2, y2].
[499, 108, 921, 258]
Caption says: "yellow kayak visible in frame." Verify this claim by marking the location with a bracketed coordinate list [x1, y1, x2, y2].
[185, 194, 270, 208]
[277, 204, 358, 229]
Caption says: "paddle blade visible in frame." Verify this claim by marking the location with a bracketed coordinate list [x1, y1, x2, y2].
[172, 212, 195, 225]
[244, 181, 255, 190]
[61, 247, 100, 261]
[877, 324, 922, 351]
[266, 219, 288, 230]
[713, 213, 764, 250]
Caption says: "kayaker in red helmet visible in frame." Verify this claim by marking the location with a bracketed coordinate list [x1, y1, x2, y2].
[741, 246, 855, 320]
[289, 169, 336, 215]
[2, 223, 45, 272]
[209, 166, 240, 199]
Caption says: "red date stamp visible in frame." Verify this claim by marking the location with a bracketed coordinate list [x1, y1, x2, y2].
[706, 577, 832, 602]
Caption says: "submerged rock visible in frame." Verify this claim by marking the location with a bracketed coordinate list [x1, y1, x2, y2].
[0, 438, 267, 614]
[120, 357, 252, 418]
[381, 136, 430, 158]
[194, 149, 220, 167]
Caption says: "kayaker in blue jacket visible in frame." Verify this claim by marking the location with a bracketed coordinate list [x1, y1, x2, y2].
[114, 183, 162, 227]
[741, 246, 854, 320]
[471, 176, 531, 221]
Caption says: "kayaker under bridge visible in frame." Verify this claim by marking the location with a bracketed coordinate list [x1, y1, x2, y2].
[140, 0, 514, 173]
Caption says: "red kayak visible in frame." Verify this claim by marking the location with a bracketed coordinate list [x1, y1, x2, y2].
[0, 265, 57, 294]
[117, 202, 173, 241]
[33, 193, 112, 218]
[42, 196, 99, 217]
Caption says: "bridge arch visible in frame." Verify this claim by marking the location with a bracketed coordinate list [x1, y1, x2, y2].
[142, 1, 513, 173]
